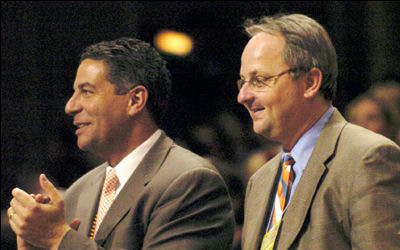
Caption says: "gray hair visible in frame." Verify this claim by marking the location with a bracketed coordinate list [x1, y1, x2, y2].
[244, 13, 338, 100]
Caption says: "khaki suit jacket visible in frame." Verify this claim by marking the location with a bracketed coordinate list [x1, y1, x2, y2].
[242, 109, 400, 250]
[59, 131, 235, 250]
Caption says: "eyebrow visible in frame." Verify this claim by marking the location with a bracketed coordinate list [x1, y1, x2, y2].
[239, 71, 271, 79]
[75, 82, 96, 90]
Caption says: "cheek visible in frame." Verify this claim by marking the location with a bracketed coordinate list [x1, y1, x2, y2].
[256, 91, 275, 106]
[273, 89, 301, 118]
[284, 85, 301, 99]
[102, 101, 129, 126]
[284, 85, 303, 105]
[81, 98, 100, 116]
[92, 95, 123, 117]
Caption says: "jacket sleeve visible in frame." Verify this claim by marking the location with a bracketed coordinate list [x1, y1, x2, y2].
[349, 142, 400, 249]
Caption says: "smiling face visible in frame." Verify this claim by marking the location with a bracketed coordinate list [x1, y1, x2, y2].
[65, 59, 132, 157]
[237, 32, 306, 144]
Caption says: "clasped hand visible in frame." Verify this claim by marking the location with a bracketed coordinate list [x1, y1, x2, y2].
[8, 174, 79, 250]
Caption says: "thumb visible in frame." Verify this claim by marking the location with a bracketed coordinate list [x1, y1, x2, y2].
[39, 174, 62, 203]
[69, 218, 81, 231]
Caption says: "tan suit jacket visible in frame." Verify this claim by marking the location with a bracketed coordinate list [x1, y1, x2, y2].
[242, 109, 400, 250]
[59, 131, 235, 250]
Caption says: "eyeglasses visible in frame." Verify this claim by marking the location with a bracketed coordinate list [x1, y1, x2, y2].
[237, 69, 296, 91]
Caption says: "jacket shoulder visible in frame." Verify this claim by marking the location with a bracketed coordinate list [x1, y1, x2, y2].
[63, 163, 106, 197]
[339, 123, 399, 153]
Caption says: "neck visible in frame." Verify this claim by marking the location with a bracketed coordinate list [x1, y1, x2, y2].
[282, 100, 331, 151]
[109, 125, 158, 167]
[97, 112, 159, 167]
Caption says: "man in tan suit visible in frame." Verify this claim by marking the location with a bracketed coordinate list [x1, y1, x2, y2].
[237, 14, 400, 249]
[8, 37, 235, 250]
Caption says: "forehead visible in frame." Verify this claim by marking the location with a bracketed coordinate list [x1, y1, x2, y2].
[73, 59, 110, 88]
[240, 32, 286, 75]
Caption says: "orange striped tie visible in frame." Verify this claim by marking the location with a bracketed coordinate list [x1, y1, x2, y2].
[91, 168, 119, 238]
[272, 152, 295, 226]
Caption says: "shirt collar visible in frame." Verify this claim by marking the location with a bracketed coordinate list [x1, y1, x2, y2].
[285, 106, 334, 161]
[106, 129, 162, 195]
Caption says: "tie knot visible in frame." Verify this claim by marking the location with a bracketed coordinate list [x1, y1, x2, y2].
[104, 168, 119, 193]
[283, 153, 295, 167]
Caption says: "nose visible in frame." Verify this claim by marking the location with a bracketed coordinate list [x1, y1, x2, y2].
[237, 83, 254, 106]
[65, 92, 81, 116]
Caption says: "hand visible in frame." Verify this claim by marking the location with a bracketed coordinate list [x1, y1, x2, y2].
[30, 193, 81, 230]
[14, 189, 81, 250]
[8, 174, 71, 250]
[31, 193, 50, 204]
[16, 219, 81, 250]
[17, 236, 46, 250]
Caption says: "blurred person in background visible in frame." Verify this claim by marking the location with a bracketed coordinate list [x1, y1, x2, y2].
[345, 93, 392, 139]
[368, 80, 400, 145]
[189, 119, 245, 250]
[241, 142, 281, 185]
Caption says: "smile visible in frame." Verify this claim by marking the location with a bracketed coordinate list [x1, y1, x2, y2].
[249, 106, 265, 120]
[252, 108, 264, 112]
[74, 122, 91, 135]
[250, 107, 265, 114]
[77, 124, 89, 128]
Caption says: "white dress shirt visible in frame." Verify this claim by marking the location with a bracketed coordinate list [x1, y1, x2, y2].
[105, 129, 162, 196]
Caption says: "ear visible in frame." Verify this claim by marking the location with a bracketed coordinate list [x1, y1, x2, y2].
[127, 85, 148, 117]
[304, 67, 323, 98]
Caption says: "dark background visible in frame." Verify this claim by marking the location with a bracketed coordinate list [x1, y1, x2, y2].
[2, 0, 399, 216]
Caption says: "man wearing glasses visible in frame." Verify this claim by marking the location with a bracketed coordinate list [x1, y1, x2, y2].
[237, 13, 400, 250]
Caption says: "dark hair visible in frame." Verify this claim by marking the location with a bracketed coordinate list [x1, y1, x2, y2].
[80, 37, 171, 126]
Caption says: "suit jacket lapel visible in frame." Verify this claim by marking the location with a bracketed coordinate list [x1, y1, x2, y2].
[77, 163, 107, 236]
[277, 109, 347, 249]
[247, 154, 281, 250]
[94, 131, 174, 244]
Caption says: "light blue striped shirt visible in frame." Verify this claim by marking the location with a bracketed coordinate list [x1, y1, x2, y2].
[266, 106, 334, 230]
[285, 105, 334, 203]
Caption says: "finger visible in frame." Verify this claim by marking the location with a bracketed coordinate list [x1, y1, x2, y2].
[11, 188, 36, 207]
[39, 174, 61, 203]
[69, 218, 81, 230]
[7, 207, 14, 220]
[10, 197, 30, 218]
[8, 216, 26, 239]
[7, 206, 23, 233]
[34, 194, 51, 204]
[30, 194, 50, 203]
[8, 213, 19, 234]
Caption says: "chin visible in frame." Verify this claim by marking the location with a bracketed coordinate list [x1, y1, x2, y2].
[77, 138, 92, 152]
[253, 121, 267, 135]
[77, 144, 90, 152]
[253, 124, 275, 140]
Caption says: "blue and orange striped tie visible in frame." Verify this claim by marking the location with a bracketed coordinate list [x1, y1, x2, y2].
[272, 152, 295, 226]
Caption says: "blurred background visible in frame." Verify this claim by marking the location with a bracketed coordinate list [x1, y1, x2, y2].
[2, 2, 400, 249]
